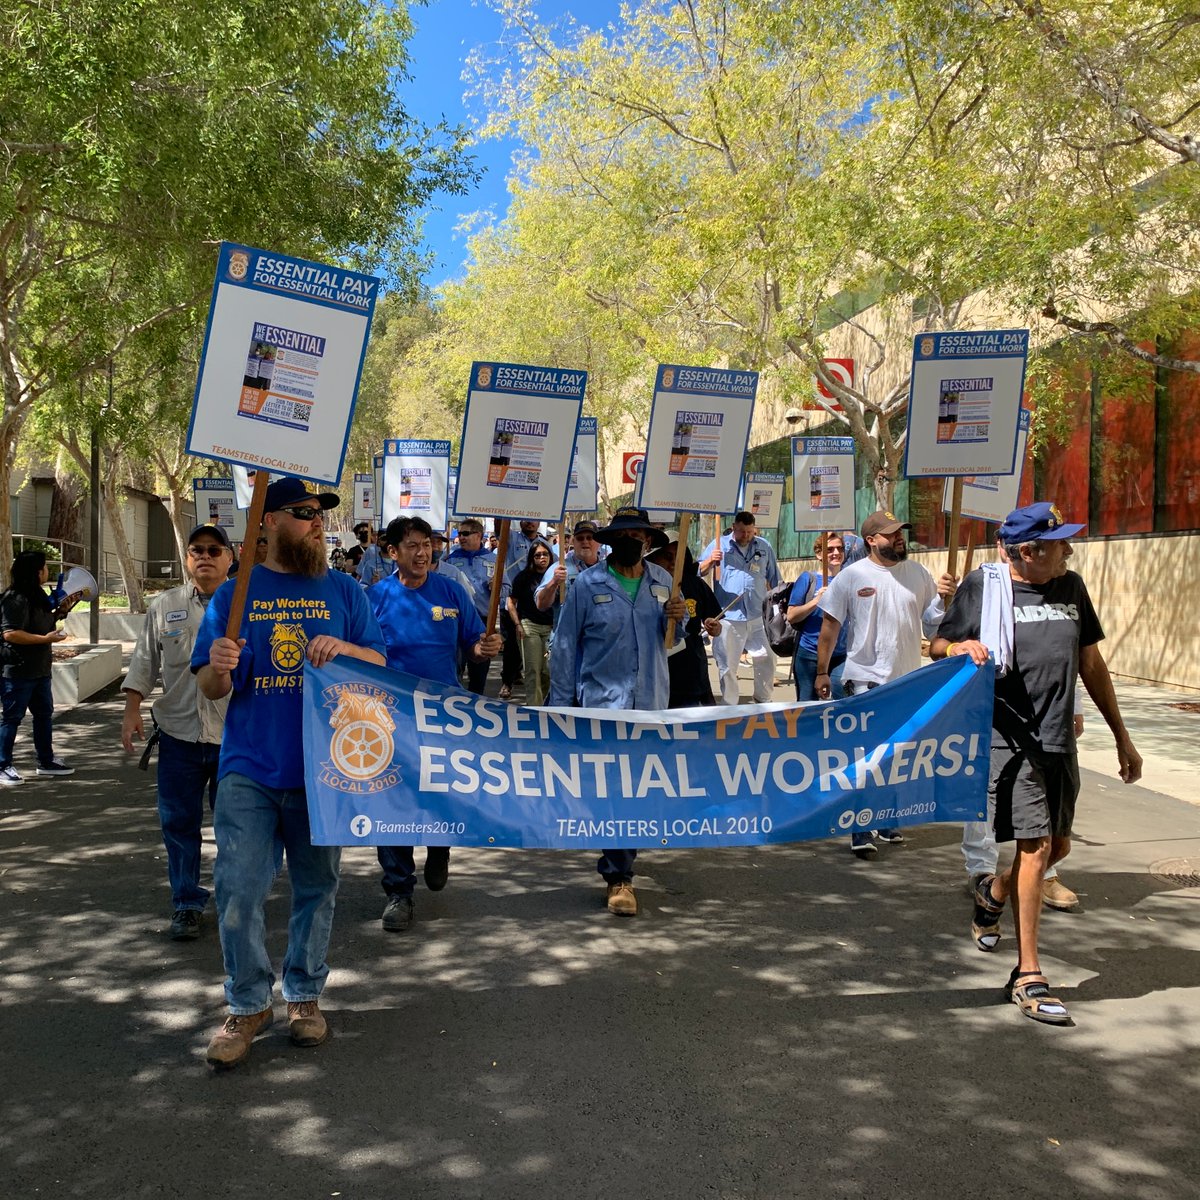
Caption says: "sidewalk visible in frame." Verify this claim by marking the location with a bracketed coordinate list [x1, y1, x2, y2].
[2, 667, 1198, 1198]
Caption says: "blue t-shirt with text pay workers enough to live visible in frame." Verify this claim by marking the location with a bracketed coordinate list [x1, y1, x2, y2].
[191, 566, 385, 790]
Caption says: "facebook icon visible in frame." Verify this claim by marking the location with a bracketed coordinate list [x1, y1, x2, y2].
[350, 815, 373, 838]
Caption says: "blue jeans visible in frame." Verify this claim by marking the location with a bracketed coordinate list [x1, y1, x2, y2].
[0, 675, 55, 768]
[793, 650, 846, 702]
[156, 732, 220, 911]
[213, 772, 341, 1015]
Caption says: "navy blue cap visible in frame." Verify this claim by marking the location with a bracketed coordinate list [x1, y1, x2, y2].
[998, 502, 1084, 542]
[264, 476, 339, 512]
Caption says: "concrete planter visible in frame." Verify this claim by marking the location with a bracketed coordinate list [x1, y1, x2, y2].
[52, 642, 124, 708]
[63, 610, 145, 642]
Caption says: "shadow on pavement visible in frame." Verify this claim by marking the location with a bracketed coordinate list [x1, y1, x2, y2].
[2, 687, 1199, 1198]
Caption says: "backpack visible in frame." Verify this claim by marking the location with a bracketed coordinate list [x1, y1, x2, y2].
[763, 578, 801, 658]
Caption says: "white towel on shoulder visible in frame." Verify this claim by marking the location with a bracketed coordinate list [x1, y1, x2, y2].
[978, 561, 1014, 677]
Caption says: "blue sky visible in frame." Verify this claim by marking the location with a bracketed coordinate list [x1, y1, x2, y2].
[399, 0, 623, 288]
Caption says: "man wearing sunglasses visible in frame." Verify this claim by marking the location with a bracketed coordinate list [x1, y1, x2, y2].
[193, 477, 386, 1069]
[122, 522, 234, 942]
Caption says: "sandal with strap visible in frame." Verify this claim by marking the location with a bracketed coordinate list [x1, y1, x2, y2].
[1004, 967, 1073, 1025]
[971, 873, 1005, 952]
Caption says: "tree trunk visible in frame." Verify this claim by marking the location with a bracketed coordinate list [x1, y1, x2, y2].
[46, 453, 86, 553]
[101, 483, 145, 612]
[0, 425, 17, 590]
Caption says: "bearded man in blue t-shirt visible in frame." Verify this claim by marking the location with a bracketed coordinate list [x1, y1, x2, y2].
[193, 477, 386, 1070]
[369, 516, 501, 932]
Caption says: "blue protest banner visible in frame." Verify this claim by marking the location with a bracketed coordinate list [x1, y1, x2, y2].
[303, 655, 993, 849]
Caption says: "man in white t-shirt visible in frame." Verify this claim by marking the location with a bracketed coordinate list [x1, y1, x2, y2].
[815, 510, 957, 857]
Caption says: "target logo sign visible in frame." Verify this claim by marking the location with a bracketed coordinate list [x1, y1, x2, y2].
[810, 358, 854, 408]
[622, 452, 646, 484]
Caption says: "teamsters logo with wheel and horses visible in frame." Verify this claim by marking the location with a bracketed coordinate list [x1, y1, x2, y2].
[317, 681, 400, 794]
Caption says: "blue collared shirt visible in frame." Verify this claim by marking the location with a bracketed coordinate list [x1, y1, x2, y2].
[549, 561, 679, 710]
[444, 546, 499, 620]
[701, 534, 781, 620]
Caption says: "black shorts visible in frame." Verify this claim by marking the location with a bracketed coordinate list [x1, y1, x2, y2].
[988, 745, 1079, 842]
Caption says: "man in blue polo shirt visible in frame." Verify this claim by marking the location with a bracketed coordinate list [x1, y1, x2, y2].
[699, 510, 781, 704]
[370, 515, 501, 932]
[193, 477, 386, 1070]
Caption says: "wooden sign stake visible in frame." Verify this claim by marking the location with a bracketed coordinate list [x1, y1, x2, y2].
[486, 519, 511, 635]
[224, 469, 270, 641]
[963, 520, 979, 575]
[664, 511, 692, 648]
[947, 477, 964, 578]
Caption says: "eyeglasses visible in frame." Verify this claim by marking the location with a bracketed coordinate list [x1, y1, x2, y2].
[277, 505, 322, 522]
[458, 529, 482, 537]
[188, 545, 226, 557]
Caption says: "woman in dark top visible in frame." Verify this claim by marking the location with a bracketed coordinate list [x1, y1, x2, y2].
[506, 539, 554, 705]
[0, 551, 73, 783]
[647, 537, 722, 707]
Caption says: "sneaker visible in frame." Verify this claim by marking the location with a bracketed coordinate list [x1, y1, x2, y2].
[286, 1000, 329, 1047]
[36, 761, 74, 776]
[1042, 876, 1081, 912]
[170, 909, 201, 940]
[498, 684, 513, 700]
[206, 1007, 273, 1069]
[606, 882, 638, 916]
[875, 828, 905, 844]
[0, 765, 22, 785]
[851, 831, 877, 858]
[381, 894, 414, 932]
[423, 847, 450, 891]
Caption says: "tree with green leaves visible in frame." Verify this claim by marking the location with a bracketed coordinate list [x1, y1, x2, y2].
[466, 0, 1197, 507]
[0, 0, 475, 589]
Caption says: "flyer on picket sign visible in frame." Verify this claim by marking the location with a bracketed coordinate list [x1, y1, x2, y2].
[741, 473, 785, 529]
[566, 415, 599, 512]
[941, 408, 1032, 523]
[454, 362, 586, 523]
[193, 478, 247, 543]
[640, 365, 757, 514]
[903, 329, 1028, 478]
[187, 243, 380, 484]
[381, 440, 451, 527]
[792, 437, 856, 532]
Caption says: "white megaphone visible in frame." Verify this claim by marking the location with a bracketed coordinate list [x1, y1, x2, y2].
[50, 565, 99, 617]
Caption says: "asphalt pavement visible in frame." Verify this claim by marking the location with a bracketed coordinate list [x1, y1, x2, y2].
[2, 670, 1200, 1200]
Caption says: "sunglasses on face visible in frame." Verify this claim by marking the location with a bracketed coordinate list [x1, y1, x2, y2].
[188, 545, 226, 557]
[277, 505, 322, 522]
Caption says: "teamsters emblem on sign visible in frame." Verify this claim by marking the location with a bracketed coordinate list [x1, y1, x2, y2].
[662, 368, 675, 388]
[477, 364, 493, 388]
[321, 682, 399, 786]
[228, 251, 250, 281]
[919, 336, 935, 357]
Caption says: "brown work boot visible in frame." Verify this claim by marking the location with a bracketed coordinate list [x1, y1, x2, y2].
[606, 882, 638, 917]
[287, 1000, 329, 1047]
[206, 1007, 273, 1069]
[1042, 876, 1080, 911]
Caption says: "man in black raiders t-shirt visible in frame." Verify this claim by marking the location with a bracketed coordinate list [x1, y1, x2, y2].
[931, 502, 1142, 1026]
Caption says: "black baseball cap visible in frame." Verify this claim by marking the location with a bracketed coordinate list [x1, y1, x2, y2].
[187, 523, 232, 548]
[264, 476, 339, 512]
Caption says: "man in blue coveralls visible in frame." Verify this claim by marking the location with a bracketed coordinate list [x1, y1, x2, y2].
[549, 507, 686, 917]
[444, 517, 499, 694]
[194, 477, 386, 1070]
[699, 511, 781, 705]
[369, 515, 502, 932]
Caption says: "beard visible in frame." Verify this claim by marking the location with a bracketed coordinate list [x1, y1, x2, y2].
[876, 540, 907, 563]
[274, 525, 328, 577]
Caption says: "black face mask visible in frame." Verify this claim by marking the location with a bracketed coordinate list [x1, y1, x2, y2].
[609, 535, 645, 567]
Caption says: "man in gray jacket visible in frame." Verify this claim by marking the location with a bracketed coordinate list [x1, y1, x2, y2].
[122, 523, 232, 940]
